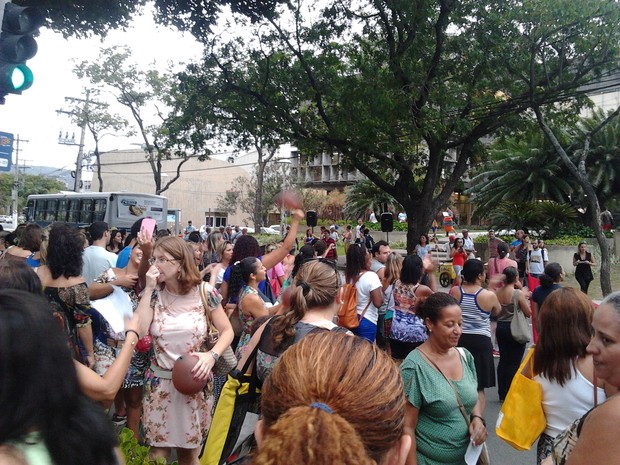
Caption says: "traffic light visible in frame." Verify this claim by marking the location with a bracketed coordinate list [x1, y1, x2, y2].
[0, 1, 44, 103]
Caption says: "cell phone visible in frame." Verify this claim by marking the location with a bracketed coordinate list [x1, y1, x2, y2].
[140, 218, 157, 237]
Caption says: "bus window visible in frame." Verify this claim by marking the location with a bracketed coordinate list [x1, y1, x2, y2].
[93, 199, 106, 222]
[80, 199, 93, 224]
[34, 200, 46, 222]
[25, 199, 34, 222]
[57, 199, 68, 222]
[67, 199, 80, 224]
[45, 199, 58, 222]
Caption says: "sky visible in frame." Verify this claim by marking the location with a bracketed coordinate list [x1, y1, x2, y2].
[1, 7, 205, 171]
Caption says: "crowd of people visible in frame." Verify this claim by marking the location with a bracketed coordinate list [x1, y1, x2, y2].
[0, 212, 618, 465]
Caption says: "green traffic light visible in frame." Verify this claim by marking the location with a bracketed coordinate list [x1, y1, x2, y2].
[0, 62, 32, 93]
[10, 63, 32, 90]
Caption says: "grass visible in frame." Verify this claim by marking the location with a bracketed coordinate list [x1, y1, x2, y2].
[562, 266, 620, 301]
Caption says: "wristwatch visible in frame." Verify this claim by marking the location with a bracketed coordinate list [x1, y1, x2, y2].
[210, 350, 220, 362]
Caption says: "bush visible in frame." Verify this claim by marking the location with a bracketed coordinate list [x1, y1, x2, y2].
[119, 428, 177, 465]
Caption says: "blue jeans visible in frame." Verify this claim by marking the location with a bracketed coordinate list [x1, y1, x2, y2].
[353, 316, 377, 343]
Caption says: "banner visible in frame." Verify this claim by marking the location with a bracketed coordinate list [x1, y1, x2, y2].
[0, 132, 14, 172]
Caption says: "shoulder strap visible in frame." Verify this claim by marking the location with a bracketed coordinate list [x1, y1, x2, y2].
[417, 348, 471, 427]
[200, 282, 214, 328]
[512, 289, 520, 311]
[493, 257, 499, 274]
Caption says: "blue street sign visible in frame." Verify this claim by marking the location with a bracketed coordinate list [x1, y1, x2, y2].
[0, 132, 13, 172]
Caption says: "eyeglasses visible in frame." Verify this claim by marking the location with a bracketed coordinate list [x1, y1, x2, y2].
[148, 256, 179, 266]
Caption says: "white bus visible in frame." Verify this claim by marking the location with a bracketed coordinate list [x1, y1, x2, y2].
[25, 192, 168, 231]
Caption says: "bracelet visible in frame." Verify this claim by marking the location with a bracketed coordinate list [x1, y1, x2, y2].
[471, 414, 486, 426]
[125, 329, 140, 344]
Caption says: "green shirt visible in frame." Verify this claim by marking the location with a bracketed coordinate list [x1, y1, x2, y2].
[400, 348, 479, 465]
[7, 432, 53, 465]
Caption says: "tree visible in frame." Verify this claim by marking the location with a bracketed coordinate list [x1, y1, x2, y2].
[22, 0, 284, 39]
[343, 180, 401, 221]
[0, 173, 65, 212]
[62, 89, 131, 192]
[467, 131, 578, 215]
[173, 0, 620, 252]
[216, 163, 287, 226]
[533, 106, 619, 296]
[74, 46, 211, 194]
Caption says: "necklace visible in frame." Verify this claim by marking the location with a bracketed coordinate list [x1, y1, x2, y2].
[160, 288, 181, 310]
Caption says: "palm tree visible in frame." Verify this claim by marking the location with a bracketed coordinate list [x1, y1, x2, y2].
[343, 180, 402, 220]
[573, 110, 620, 208]
[468, 132, 577, 215]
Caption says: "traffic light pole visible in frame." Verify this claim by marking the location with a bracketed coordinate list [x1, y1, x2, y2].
[10, 134, 27, 229]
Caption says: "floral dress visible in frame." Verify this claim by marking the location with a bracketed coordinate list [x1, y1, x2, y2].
[44, 283, 92, 361]
[390, 281, 428, 343]
[91, 269, 151, 388]
[142, 285, 221, 448]
[234, 286, 259, 359]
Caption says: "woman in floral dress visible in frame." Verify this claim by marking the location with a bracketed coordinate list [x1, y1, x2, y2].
[90, 244, 150, 437]
[135, 236, 234, 465]
[388, 254, 436, 361]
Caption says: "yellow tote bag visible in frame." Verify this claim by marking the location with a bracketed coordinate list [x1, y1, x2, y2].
[495, 348, 546, 451]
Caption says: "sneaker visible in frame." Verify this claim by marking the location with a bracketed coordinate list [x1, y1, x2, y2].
[492, 349, 500, 358]
[111, 414, 127, 425]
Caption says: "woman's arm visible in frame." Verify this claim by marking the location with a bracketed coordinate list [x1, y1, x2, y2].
[370, 286, 384, 308]
[261, 209, 304, 269]
[589, 253, 596, 266]
[518, 291, 531, 317]
[76, 322, 141, 405]
[208, 263, 222, 287]
[242, 294, 270, 319]
[469, 398, 488, 447]
[573, 253, 579, 267]
[134, 266, 158, 337]
[77, 325, 95, 368]
[192, 303, 235, 381]
[403, 403, 419, 465]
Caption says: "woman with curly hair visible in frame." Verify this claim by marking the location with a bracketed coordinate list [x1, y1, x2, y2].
[254, 331, 411, 465]
[37, 224, 94, 367]
[135, 236, 233, 465]
[237, 259, 349, 381]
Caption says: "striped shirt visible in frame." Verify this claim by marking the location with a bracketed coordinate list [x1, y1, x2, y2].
[458, 287, 491, 337]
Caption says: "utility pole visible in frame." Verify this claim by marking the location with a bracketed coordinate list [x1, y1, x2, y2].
[11, 134, 27, 229]
[56, 90, 100, 192]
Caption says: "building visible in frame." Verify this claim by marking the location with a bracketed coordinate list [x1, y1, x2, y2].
[90, 149, 251, 230]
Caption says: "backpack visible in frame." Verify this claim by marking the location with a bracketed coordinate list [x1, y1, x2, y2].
[337, 272, 371, 329]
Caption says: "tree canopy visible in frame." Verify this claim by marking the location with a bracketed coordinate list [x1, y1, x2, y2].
[24, 0, 284, 38]
[0, 173, 66, 212]
[172, 0, 620, 251]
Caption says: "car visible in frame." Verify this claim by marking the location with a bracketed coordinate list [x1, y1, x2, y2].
[0, 215, 12, 223]
[268, 224, 282, 232]
[260, 227, 280, 235]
